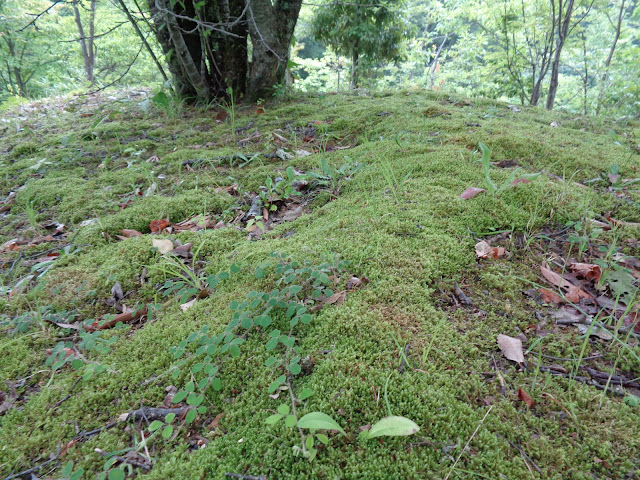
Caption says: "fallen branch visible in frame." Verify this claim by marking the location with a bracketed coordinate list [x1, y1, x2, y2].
[73, 421, 118, 441]
[2, 457, 58, 480]
[52, 377, 82, 409]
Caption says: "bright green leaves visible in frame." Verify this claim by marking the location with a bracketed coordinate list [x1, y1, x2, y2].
[359, 416, 420, 440]
[297, 412, 346, 436]
[268, 375, 287, 393]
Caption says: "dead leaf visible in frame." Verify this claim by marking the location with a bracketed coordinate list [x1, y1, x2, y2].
[120, 229, 143, 238]
[216, 110, 228, 122]
[510, 178, 531, 186]
[256, 105, 265, 115]
[208, 412, 224, 430]
[517, 388, 535, 408]
[272, 131, 288, 144]
[576, 324, 613, 340]
[325, 291, 347, 307]
[150, 219, 171, 233]
[346, 276, 369, 290]
[497, 334, 525, 364]
[540, 263, 593, 303]
[550, 121, 559, 127]
[282, 206, 303, 222]
[162, 386, 178, 407]
[180, 298, 197, 312]
[111, 282, 124, 301]
[84, 307, 148, 331]
[608, 173, 620, 185]
[459, 187, 486, 200]
[568, 262, 602, 282]
[539, 288, 563, 304]
[152, 238, 174, 254]
[475, 241, 508, 259]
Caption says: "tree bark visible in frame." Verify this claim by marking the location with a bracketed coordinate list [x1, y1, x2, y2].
[429, 34, 448, 90]
[350, 48, 359, 89]
[596, 0, 626, 115]
[246, 0, 302, 99]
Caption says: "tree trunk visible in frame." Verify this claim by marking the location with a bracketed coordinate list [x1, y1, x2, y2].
[350, 48, 359, 89]
[596, 0, 626, 115]
[429, 34, 448, 90]
[247, 0, 303, 100]
[73, 0, 96, 85]
[546, 0, 576, 110]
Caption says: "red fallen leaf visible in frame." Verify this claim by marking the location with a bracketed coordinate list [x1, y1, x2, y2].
[208, 412, 224, 430]
[150, 219, 171, 233]
[120, 229, 143, 238]
[79, 113, 94, 118]
[256, 105, 265, 115]
[459, 187, 486, 200]
[511, 178, 531, 186]
[60, 439, 77, 457]
[539, 288, 563, 304]
[568, 262, 602, 282]
[216, 110, 229, 122]
[84, 308, 148, 332]
[517, 388, 535, 408]
[346, 276, 369, 290]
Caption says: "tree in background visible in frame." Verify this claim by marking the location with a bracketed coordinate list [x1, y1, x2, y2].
[146, 0, 302, 101]
[310, 0, 408, 89]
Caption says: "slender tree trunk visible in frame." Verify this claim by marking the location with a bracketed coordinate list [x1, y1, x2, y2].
[429, 34, 448, 90]
[73, 0, 96, 85]
[596, 0, 626, 115]
[546, 0, 575, 110]
[155, 0, 209, 100]
[350, 48, 359, 89]
[116, 0, 168, 82]
[580, 31, 588, 115]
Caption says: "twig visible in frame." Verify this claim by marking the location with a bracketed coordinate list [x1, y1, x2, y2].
[2, 456, 58, 480]
[443, 406, 493, 480]
[287, 380, 307, 455]
[500, 435, 542, 474]
[73, 421, 118, 441]
[95, 449, 151, 471]
[52, 376, 82, 409]
[118, 406, 190, 422]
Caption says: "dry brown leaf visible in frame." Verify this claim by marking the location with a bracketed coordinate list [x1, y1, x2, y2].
[180, 298, 197, 312]
[568, 262, 602, 282]
[517, 388, 535, 408]
[150, 219, 171, 233]
[510, 178, 531, 186]
[325, 291, 347, 307]
[540, 263, 592, 302]
[459, 187, 486, 200]
[120, 229, 143, 238]
[282, 206, 303, 222]
[539, 288, 563, 304]
[84, 307, 147, 332]
[497, 334, 525, 364]
[152, 238, 174, 254]
[475, 241, 508, 259]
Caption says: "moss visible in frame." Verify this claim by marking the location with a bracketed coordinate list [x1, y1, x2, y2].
[1, 89, 640, 479]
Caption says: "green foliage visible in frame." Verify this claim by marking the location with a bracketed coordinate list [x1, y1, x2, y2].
[478, 142, 540, 196]
[310, 0, 409, 87]
[359, 415, 420, 440]
[305, 156, 363, 196]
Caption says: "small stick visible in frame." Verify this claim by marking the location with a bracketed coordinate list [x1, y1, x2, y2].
[454, 283, 471, 306]
[443, 406, 493, 480]
[502, 436, 542, 474]
[2, 457, 58, 480]
[73, 421, 118, 441]
[118, 406, 190, 422]
[52, 377, 82, 409]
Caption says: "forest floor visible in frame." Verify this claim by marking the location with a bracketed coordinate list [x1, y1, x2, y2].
[1, 88, 640, 480]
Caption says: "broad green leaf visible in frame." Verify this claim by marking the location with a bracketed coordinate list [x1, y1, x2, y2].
[61, 461, 74, 477]
[277, 404, 290, 415]
[316, 433, 329, 445]
[172, 391, 188, 403]
[185, 409, 197, 424]
[162, 425, 174, 439]
[268, 375, 286, 393]
[305, 435, 314, 450]
[266, 413, 283, 425]
[285, 414, 298, 427]
[297, 412, 346, 436]
[299, 388, 313, 400]
[165, 413, 176, 423]
[365, 416, 420, 439]
[108, 469, 125, 480]
[149, 420, 163, 432]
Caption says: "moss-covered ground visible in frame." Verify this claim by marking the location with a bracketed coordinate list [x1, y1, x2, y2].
[1, 88, 640, 480]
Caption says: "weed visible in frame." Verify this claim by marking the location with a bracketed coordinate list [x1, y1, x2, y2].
[478, 142, 540, 196]
[219, 87, 238, 143]
[305, 156, 364, 197]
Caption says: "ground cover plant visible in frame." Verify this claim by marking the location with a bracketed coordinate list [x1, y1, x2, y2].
[1, 88, 640, 479]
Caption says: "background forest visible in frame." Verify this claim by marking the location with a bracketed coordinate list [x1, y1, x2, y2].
[1, 0, 639, 116]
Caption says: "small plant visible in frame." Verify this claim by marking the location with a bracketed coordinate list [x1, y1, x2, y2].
[306, 156, 363, 197]
[253, 166, 301, 217]
[219, 86, 238, 143]
[24, 196, 39, 230]
[478, 142, 540, 196]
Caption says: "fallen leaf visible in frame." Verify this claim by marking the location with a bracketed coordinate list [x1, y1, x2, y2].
[256, 105, 265, 115]
[208, 412, 224, 430]
[568, 262, 602, 282]
[282, 206, 303, 222]
[152, 238, 174, 254]
[608, 173, 620, 185]
[162, 386, 178, 407]
[180, 298, 197, 312]
[550, 121, 559, 127]
[216, 110, 228, 122]
[150, 219, 171, 233]
[325, 291, 347, 307]
[497, 334, 525, 364]
[539, 288, 563, 304]
[576, 324, 613, 340]
[346, 276, 369, 290]
[459, 187, 486, 200]
[475, 241, 508, 259]
[120, 229, 143, 238]
[511, 178, 531, 186]
[84, 307, 147, 331]
[540, 263, 593, 303]
[517, 388, 535, 408]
